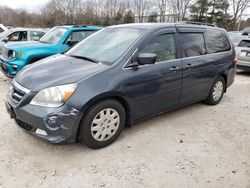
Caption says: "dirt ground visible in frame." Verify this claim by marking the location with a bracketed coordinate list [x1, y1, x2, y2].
[0, 71, 249, 188]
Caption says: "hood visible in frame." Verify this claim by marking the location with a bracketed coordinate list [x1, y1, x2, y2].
[5, 41, 51, 51]
[15, 54, 108, 91]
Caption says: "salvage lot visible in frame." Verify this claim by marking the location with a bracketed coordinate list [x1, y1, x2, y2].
[0, 71, 249, 188]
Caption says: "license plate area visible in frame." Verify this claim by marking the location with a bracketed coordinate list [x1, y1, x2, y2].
[240, 51, 250, 57]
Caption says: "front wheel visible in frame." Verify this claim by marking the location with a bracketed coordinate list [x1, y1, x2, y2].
[79, 99, 126, 149]
[205, 76, 225, 105]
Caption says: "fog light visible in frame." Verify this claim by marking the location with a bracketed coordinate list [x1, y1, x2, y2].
[12, 65, 18, 72]
[35, 128, 47, 136]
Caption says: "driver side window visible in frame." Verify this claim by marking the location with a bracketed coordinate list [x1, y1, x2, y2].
[140, 34, 176, 63]
[8, 32, 20, 41]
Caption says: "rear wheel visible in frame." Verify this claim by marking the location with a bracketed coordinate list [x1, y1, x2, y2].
[205, 76, 225, 105]
[79, 99, 126, 149]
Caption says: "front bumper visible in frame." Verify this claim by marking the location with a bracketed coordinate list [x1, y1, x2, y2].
[0, 56, 25, 77]
[6, 85, 83, 144]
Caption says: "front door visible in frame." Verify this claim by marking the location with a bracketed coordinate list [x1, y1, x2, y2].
[126, 31, 183, 120]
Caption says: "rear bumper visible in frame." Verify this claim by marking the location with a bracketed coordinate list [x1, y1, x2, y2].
[6, 95, 83, 144]
[237, 63, 250, 71]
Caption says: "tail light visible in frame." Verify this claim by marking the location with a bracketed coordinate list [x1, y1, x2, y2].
[233, 57, 238, 65]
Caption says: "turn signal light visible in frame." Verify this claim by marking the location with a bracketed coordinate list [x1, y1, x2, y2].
[18, 51, 22, 57]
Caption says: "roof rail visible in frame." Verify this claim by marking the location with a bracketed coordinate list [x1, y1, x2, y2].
[73, 25, 87, 28]
[59, 24, 87, 28]
[180, 21, 217, 27]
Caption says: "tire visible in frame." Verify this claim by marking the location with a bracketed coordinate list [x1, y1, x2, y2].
[204, 76, 225, 105]
[79, 99, 126, 149]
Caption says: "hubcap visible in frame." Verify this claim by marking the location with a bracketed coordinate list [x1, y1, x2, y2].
[91, 108, 120, 141]
[212, 81, 224, 101]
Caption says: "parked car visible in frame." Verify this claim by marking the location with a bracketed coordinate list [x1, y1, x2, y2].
[242, 27, 250, 36]
[0, 28, 46, 54]
[227, 31, 248, 46]
[0, 24, 8, 33]
[0, 25, 101, 77]
[235, 38, 250, 71]
[5, 23, 237, 149]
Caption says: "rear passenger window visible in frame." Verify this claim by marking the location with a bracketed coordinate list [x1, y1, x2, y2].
[205, 29, 231, 53]
[181, 33, 206, 57]
[30, 31, 45, 41]
[140, 34, 176, 62]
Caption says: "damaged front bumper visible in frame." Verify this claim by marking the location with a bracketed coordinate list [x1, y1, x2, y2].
[6, 81, 83, 144]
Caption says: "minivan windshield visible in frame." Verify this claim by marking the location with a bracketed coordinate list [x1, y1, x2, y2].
[66, 28, 145, 65]
[39, 27, 68, 44]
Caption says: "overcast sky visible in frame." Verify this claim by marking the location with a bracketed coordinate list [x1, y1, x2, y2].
[0, 0, 49, 11]
[0, 0, 249, 16]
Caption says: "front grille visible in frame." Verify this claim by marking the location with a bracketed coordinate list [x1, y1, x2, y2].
[16, 119, 33, 131]
[11, 88, 25, 103]
[9, 80, 30, 104]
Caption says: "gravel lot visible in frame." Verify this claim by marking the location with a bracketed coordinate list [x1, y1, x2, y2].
[0, 71, 249, 188]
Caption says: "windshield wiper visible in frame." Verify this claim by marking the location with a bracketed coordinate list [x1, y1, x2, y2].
[69, 55, 99, 64]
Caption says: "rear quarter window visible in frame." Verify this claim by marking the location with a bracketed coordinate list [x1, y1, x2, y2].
[205, 29, 231, 53]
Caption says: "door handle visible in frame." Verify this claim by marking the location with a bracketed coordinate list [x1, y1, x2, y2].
[185, 63, 192, 69]
[169, 66, 180, 72]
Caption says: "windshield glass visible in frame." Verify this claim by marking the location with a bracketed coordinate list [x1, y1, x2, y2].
[66, 28, 145, 65]
[39, 27, 68, 44]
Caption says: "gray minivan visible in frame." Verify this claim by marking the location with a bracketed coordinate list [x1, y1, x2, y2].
[6, 23, 237, 149]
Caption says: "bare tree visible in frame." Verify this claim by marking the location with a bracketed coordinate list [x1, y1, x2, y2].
[168, 0, 192, 21]
[230, 0, 250, 30]
[155, 0, 168, 22]
[132, 0, 152, 22]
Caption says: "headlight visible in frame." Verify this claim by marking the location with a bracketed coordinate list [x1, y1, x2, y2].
[8, 50, 16, 59]
[30, 83, 78, 107]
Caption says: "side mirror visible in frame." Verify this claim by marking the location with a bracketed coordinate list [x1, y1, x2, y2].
[2, 37, 8, 43]
[138, 53, 157, 65]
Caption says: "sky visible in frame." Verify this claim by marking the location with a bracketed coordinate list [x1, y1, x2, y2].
[0, 0, 249, 17]
[0, 0, 49, 11]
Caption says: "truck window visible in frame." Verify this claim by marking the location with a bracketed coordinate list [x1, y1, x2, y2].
[205, 29, 231, 53]
[66, 30, 96, 42]
[8, 32, 20, 41]
[8, 31, 27, 41]
[181, 33, 206, 57]
[30, 31, 45, 41]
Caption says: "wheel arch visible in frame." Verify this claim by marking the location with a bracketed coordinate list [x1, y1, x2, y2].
[221, 73, 228, 92]
[80, 92, 134, 127]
